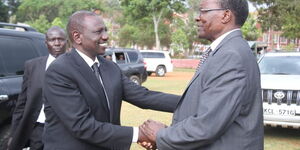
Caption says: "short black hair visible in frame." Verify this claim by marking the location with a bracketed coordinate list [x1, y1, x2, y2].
[46, 26, 66, 39]
[66, 10, 98, 43]
[218, 0, 249, 26]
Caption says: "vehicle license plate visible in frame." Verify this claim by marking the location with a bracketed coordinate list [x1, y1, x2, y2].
[263, 108, 296, 116]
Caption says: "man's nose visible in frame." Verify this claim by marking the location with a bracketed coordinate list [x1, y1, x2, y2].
[195, 16, 201, 22]
[101, 32, 109, 41]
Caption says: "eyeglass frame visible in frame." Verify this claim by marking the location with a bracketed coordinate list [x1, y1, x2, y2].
[198, 8, 228, 16]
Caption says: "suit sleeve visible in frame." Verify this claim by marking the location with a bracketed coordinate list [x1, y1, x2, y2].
[156, 52, 247, 149]
[121, 73, 181, 112]
[10, 61, 31, 136]
[44, 65, 133, 149]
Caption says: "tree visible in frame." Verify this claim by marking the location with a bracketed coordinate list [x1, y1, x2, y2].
[16, 0, 104, 28]
[26, 15, 51, 33]
[170, 17, 189, 56]
[1, 0, 20, 22]
[249, 0, 300, 39]
[241, 14, 261, 41]
[118, 24, 139, 47]
[0, 1, 9, 22]
[120, 0, 186, 50]
[171, 28, 189, 56]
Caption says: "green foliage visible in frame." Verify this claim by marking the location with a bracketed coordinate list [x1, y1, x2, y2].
[241, 14, 261, 41]
[281, 13, 300, 39]
[0, 1, 9, 22]
[1, 0, 20, 22]
[118, 24, 138, 47]
[51, 17, 64, 29]
[26, 15, 51, 33]
[249, 0, 300, 39]
[171, 28, 189, 55]
[170, 18, 189, 55]
[16, 0, 104, 28]
[26, 15, 66, 33]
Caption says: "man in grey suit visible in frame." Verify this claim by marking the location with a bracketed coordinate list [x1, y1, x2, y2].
[42, 11, 179, 150]
[140, 0, 264, 149]
[8, 26, 67, 150]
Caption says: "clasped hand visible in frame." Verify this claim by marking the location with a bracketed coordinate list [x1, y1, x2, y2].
[137, 119, 167, 150]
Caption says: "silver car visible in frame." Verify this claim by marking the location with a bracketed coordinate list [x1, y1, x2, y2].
[258, 52, 300, 129]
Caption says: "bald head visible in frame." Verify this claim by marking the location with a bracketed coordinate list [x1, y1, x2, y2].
[67, 10, 99, 43]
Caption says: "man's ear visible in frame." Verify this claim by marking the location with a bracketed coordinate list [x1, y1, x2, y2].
[73, 31, 82, 45]
[221, 9, 232, 24]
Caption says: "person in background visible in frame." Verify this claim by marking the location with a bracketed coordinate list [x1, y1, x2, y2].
[8, 26, 67, 150]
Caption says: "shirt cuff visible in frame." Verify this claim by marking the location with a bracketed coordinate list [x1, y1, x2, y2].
[132, 127, 139, 143]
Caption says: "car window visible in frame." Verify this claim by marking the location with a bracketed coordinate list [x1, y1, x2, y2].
[259, 56, 300, 75]
[127, 51, 138, 63]
[141, 52, 165, 58]
[115, 52, 126, 64]
[0, 35, 39, 77]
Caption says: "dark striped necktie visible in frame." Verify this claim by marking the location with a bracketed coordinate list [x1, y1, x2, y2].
[196, 47, 212, 71]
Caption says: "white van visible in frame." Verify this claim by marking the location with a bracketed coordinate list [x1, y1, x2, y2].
[140, 50, 173, 77]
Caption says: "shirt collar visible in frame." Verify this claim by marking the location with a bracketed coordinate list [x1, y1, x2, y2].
[45, 54, 56, 70]
[210, 28, 240, 51]
[75, 49, 99, 68]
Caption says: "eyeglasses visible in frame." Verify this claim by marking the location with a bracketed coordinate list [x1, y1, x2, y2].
[198, 8, 227, 16]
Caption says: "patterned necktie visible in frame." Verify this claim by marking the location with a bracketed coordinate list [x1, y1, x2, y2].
[196, 47, 212, 71]
[92, 62, 110, 110]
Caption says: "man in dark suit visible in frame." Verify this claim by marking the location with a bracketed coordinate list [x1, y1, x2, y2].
[140, 0, 264, 149]
[42, 11, 179, 150]
[8, 26, 67, 150]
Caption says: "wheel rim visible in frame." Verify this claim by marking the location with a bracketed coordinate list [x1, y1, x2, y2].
[157, 68, 165, 76]
[132, 79, 139, 84]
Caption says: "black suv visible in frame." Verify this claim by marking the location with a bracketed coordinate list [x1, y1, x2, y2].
[0, 22, 48, 148]
[104, 48, 147, 85]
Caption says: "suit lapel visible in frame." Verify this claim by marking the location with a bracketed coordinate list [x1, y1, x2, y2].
[38, 56, 47, 82]
[70, 49, 110, 117]
[32, 56, 47, 110]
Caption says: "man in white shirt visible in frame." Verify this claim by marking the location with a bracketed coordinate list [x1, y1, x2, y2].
[140, 0, 264, 149]
[8, 26, 67, 150]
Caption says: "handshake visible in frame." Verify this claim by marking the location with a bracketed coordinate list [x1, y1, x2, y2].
[137, 119, 167, 150]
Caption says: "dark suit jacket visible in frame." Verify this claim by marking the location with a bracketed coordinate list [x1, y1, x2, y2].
[9, 56, 47, 150]
[156, 30, 264, 150]
[43, 49, 179, 150]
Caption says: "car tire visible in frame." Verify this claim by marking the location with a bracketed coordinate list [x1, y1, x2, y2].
[155, 66, 166, 77]
[147, 72, 152, 76]
[0, 124, 10, 150]
[129, 75, 141, 85]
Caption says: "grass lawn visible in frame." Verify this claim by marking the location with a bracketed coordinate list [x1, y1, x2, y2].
[121, 68, 300, 150]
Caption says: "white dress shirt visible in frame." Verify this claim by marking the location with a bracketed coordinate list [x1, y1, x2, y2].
[75, 49, 139, 143]
[37, 54, 56, 123]
[210, 28, 241, 51]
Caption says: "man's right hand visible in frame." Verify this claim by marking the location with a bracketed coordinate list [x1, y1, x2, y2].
[138, 125, 156, 150]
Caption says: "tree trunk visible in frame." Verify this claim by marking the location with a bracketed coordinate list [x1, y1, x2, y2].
[153, 18, 160, 50]
[152, 10, 163, 50]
